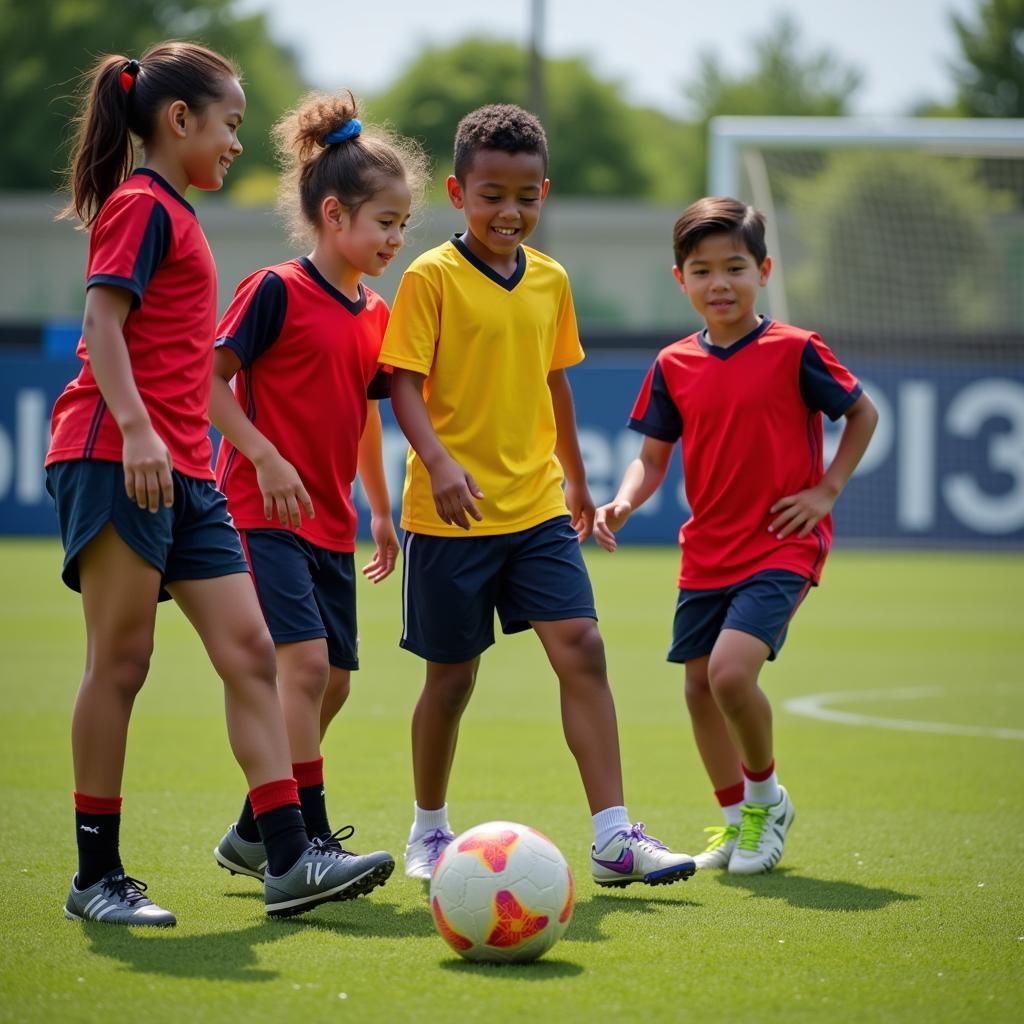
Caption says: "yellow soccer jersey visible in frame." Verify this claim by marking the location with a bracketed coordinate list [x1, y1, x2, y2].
[379, 234, 585, 536]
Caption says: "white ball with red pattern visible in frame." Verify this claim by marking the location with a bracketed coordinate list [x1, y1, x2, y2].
[429, 820, 574, 963]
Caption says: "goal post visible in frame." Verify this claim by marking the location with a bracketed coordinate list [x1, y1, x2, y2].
[704, 116, 1024, 547]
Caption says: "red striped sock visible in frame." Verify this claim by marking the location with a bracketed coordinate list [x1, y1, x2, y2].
[248, 777, 300, 817]
[292, 757, 324, 790]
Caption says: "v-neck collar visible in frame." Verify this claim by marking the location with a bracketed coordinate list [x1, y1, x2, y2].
[450, 233, 526, 291]
[298, 256, 366, 315]
[131, 168, 195, 216]
[698, 317, 773, 359]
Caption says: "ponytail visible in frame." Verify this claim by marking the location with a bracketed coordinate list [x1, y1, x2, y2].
[60, 41, 239, 227]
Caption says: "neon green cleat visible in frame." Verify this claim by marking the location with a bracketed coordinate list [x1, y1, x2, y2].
[729, 787, 795, 874]
[693, 824, 740, 869]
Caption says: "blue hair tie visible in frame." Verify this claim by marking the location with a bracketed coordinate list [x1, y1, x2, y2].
[324, 119, 362, 145]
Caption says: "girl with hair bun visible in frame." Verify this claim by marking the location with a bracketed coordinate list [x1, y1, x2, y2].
[49, 44, 374, 927]
[210, 91, 428, 881]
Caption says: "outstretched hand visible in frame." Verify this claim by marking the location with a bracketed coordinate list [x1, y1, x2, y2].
[362, 512, 400, 583]
[593, 500, 632, 552]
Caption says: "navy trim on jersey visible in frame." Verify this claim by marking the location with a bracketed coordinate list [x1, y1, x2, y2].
[86, 201, 172, 310]
[216, 364, 258, 492]
[628, 361, 682, 443]
[449, 233, 526, 291]
[131, 168, 196, 215]
[216, 272, 288, 368]
[297, 256, 366, 315]
[83, 398, 107, 459]
[367, 367, 391, 400]
[697, 316, 773, 359]
[799, 340, 863, 420]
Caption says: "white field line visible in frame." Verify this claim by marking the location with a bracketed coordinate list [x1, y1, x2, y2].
[783, 687, 1024, 741]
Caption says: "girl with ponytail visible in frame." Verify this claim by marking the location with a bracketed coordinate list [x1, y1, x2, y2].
[48, 45, 380, 927]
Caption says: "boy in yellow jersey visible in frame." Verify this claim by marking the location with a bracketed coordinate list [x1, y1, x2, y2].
[380, 104, 696, 887]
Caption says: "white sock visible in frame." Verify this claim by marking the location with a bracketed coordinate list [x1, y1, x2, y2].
[744, 770, 781, 806]
[592, 805, 630, 849]
[409, 802, 449, 843]
[723, 802, 743, 827]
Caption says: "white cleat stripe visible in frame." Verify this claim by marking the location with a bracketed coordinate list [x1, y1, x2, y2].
[85, 894, 104, 913]
[94, 903, 116, 920]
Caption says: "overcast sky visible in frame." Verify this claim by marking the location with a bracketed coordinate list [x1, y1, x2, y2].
[239, 0, 978, 116]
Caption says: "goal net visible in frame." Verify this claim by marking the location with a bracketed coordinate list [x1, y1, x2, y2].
[707, 117, 1024, 546]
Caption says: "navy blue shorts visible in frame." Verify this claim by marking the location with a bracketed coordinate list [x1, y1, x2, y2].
[46, 459, 250, 600]
[239, 529, 358, 670]
[668, 569, 813, 664]
[400, 515, 597, 663]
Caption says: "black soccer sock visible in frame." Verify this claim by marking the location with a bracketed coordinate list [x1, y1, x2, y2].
[256, 804, 311, 876]
[235, 795, 261, 843]
[294, 756, 331, 840]
[73, 792, 123, 889]
[298, 784, 332, 841]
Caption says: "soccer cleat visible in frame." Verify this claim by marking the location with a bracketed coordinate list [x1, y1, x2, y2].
[264, 837, 395, 919]
[214, 824, 268, 881]
[693, 824, 740, 869]
[64, 869, 176, 927]
[591, 823, 697, 888]
[728, 786, 795, 874]
[403, 827, 454, 880]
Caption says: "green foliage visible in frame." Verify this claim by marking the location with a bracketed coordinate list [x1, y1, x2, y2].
[367, 37, 658, 198]
[951, 0, 1024, 116]
[685, 14, 861, 122]
[0, 0, 306, 193]
[788, 152, 1010, 334]
[680, 14, 862, 194]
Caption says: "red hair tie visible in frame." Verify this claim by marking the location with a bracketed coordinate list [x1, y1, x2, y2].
[119, 59, 140, 95]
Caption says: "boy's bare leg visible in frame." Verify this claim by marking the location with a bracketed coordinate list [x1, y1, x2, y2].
[411, 658, 479, 809]
[707, 629, 774, 773]
[320, 665, 351, 740]
[532, 617, 624, 814]
[684, 654, 743, 790]
[167, 573, 291, 788]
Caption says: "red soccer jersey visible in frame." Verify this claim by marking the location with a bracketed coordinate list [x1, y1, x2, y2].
[629, 318, 862, 588]
[213, 257, 391, 552]
[46, 169, 218, 479]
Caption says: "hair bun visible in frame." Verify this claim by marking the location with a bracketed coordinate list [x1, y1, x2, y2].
[324, 119, 362, 146]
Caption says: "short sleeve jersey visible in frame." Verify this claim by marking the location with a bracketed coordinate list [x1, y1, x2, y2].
[629, 318, 862, 588]
[213, 257, 391, 552]
[46, 169, 218, 479]
[378, 235, 584, 536]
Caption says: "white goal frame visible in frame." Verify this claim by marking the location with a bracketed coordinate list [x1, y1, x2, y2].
[706, 116, 1024, 321]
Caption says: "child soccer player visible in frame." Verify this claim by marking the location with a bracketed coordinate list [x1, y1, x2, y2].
[47, 43, 386, 925]
[209, 91, 426, 883]
[379, 104, 696, 887]
[595, 196, 878, 873]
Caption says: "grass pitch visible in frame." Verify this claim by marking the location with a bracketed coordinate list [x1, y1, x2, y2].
[0, 539, 1022, 1023]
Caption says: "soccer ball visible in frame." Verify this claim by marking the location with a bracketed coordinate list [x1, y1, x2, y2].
[429, 821, 574, 963]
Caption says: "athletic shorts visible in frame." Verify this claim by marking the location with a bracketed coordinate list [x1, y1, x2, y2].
[239, 529, 358, 670]
[668, 569, 813, 664]
[399, 515, 596, 664]
[46, 459, 249, 600]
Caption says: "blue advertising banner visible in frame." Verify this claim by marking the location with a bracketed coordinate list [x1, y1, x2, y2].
[2, 353, 1022, 545]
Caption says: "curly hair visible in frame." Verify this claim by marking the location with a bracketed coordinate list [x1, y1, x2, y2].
[274, 90, 430, 244]
[453, 104, 548, 181]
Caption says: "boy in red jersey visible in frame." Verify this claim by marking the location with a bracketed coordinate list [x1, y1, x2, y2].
[595, 197, 878, 873]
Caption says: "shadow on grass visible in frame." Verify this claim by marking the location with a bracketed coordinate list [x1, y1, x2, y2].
[566, 888, 702, 944]
[81, 921, 282, 982]
[81, 891, 437, 980]
[438, 957, 584, 978]
[715, 868, 919, 911]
